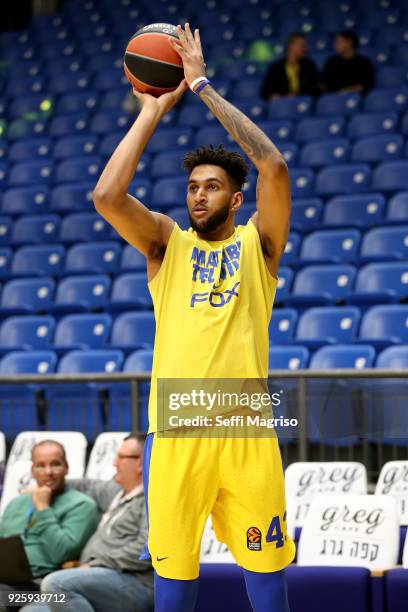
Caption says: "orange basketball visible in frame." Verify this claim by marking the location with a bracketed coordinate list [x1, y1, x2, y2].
[124, 23, 184, 97]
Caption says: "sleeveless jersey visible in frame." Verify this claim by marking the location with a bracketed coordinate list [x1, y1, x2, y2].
[147, 219, 278, 433]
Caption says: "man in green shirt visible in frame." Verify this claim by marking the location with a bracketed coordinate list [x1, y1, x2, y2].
[0, 440, 98, 609]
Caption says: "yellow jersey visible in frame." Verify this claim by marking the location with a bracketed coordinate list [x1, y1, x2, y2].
[147, 219, 278, 433]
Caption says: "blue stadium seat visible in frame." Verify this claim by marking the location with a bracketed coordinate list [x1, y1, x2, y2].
[60, 213, 112, 243]
[0, 217, 12, 246]
[0, 248, 12, 278]
[110, 312, 156, 352]
[257, 120, 294, 142]
[310, 344, 376, 369]
[358, 305, 408, 349]
[372, 161, 408, 192]
[108, 273, 152, 312]
[108, 349, 153, 432]
[167, 207, 190, 230]
[51, 182, 94, 213]
[387, 192, 408, 223]
[151, 151, 186, 179]
[280, 143, 298, 168]
[0, 315, 55, 352]
[7, 119, 48, 142]
[280, 232, 301, 266]
[377, 346, 408, 369]
[46, 349, 123, 441]
[49, 113, 89, 138]
[316, 92, 361, 116]
[268, 345, 309, 370]
[295, 306, 361, 349]
[11, 215, 60, 245]
[347, 112, 398, 139]
[2, 187, 50, 215]
[299, 229, 361, 264]
[0, 350, 57, 375]
[290, 169, 315, 198]
[195, 126, 236, 149]
[285, 265, 356, 307]
[351, 134, 403, 163]
[0, 278, 55, 316]
[9, 138, 52, 163]
[234, 207, 256, 226]
[364, 88, 408, 113]
[90, 111, 131, 135]
[177, 105, 217, 129]
[202, 24, 236, 46]
[56, 91, 98, 114]
[295, 117, 345, 143]
[146, 128, 193, 154]
[55, 156, 102, 183]
[11, 245, 65, 277]
[99, 88, 128, 111]
[268, 309, 298, 345]
[128, 179, 152, 204]
[0, 350, 57, 439]
[299, 139, 350, 168]
[7, 94, 54, 119]
[376, 65, 408, 89]
[152, 177, 187, 209]
[51, 275, 111, 314]
[92, 68, 128, 92]
[230, 78, 262, 100]
[65, 242, 121, 275]
[348, 262, 408, 307]
[360, 226, 408, 262]
[230, 100, 267, 121]
[275, 267, 294, 304]
[53, 135, 99, 159]
[268, 96, 313, 120]
[44, 56, 83, 77]
[53, 313, 112, 351]
[290, 198, 323, 232]
[9, 160, 54, 187]
[322, 194, 385, 229]
[48, 72, 91, 95]
[120, 245, 146, 272]
[316, 164, 371, 196]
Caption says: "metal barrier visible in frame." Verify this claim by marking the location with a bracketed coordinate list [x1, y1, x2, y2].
[0, 369, 406, 482]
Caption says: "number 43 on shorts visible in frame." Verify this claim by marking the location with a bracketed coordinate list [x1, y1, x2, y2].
[266, 511, 287, 548]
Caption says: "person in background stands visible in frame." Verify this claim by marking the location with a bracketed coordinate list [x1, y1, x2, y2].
[322, 30, 375, 93]
[0, 440, 98, 611]
[260, 32, 320, 100]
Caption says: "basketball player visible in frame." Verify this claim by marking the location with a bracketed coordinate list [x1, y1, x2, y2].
[94, 23, 295, 612]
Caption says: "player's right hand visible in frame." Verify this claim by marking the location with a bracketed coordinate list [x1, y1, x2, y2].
[132, 79, 188, 116]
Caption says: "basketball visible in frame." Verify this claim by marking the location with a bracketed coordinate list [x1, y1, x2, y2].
[124, 23, 184, 97]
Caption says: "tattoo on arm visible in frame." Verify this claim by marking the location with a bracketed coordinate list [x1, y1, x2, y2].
[200, 86, 281, 164]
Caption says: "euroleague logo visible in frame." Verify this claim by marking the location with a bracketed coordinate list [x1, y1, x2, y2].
[247, 526, 262, 551]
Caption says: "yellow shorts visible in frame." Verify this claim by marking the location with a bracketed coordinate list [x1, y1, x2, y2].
[143, 433, 296, 579]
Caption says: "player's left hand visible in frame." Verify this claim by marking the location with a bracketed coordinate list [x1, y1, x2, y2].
[169, 23, 207, 88]
[132, 78, 188, 116]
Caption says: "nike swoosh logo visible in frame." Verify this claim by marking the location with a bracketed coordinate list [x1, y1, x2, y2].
[156, 556, 169, 562]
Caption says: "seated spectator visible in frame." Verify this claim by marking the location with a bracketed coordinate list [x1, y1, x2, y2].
[0, 440, 98, 610]
[22, 433, 153, 612]
[260, 32, 320, 100]
[322, 30, 374, 93]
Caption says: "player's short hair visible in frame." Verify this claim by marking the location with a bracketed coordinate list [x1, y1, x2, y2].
[285, 31, 306, 50]
[183, 145, 249, 191]
[31, 440, 67, 463]
[336, 30, 359, 50]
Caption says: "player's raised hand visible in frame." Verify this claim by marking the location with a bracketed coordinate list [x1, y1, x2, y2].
[169, 23, 207, 88]
[132, 78, 188, 116]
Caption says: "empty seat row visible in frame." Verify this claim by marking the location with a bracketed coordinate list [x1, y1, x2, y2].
[0, 304, 406, 354]
[2, 134, 408, 171]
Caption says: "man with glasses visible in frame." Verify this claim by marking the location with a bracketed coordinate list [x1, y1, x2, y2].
[0, 440, 98, 609]
[22, 433, 153, 612]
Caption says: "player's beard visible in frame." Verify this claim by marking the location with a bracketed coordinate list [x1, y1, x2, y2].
[188, 202, 230, 234]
